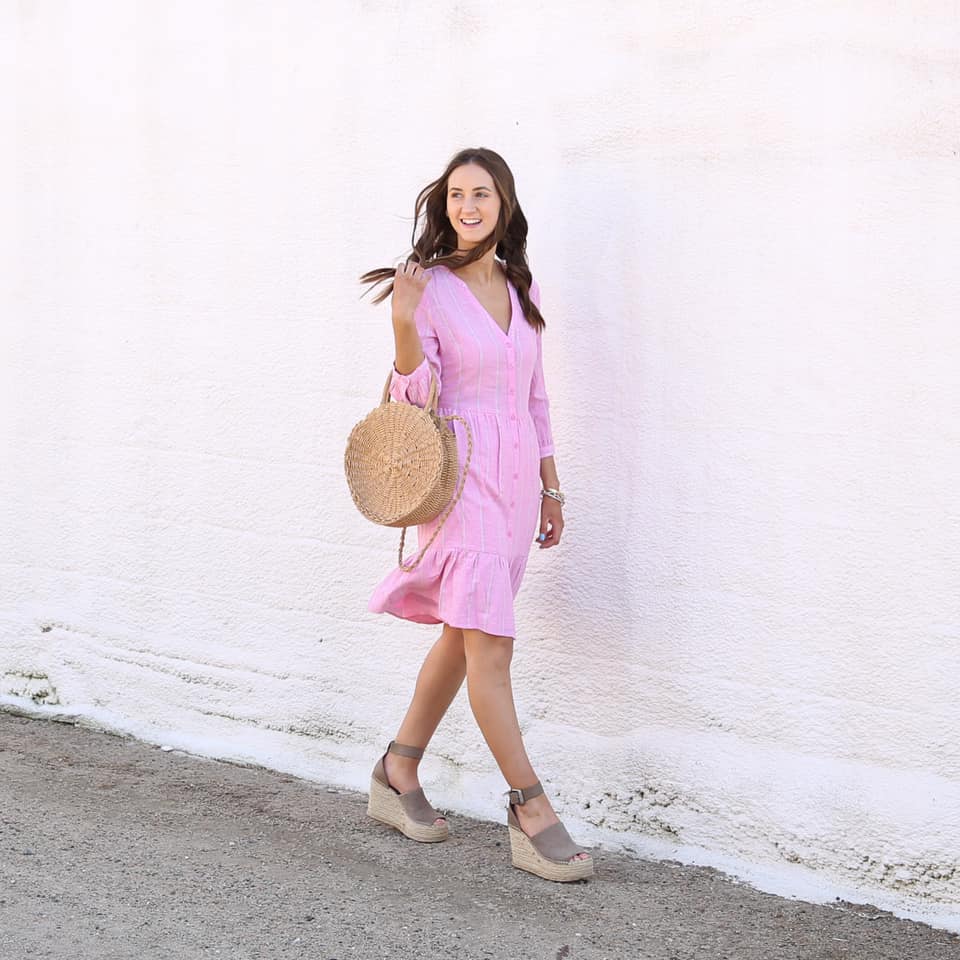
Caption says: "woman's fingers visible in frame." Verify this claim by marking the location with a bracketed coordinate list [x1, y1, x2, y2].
[536, 504, 564, 548]
[391, 260, 430, 316]
[395, 260, 428, 285]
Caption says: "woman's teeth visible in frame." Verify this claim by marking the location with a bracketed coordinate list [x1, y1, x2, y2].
[461, 219, 481, 227]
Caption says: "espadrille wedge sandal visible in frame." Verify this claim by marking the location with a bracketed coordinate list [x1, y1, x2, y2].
[367, 740, 449, 842]
[505, 781, 594, 882]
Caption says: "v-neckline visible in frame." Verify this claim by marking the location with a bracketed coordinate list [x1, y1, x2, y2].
[448, 265, 514, 338]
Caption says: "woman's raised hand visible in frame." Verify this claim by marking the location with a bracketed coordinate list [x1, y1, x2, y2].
[391, 260, 430, 322]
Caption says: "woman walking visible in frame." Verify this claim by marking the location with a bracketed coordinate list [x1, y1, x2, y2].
[359, 147, 593, 882]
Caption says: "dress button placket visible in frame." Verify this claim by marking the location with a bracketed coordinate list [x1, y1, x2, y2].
[506, 339, 516, 542]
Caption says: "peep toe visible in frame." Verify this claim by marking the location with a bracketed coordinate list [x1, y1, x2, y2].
[505, 781, 594, 881]
[367, 740, 449, 842]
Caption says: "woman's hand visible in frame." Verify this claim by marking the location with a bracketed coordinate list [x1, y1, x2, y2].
[392, 260, 431, 321]
[536, 496, 564, 549]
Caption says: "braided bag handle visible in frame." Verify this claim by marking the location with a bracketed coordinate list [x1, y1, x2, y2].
[398, 410, 473, 572]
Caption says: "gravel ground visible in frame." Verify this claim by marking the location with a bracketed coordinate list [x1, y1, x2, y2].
[1, 712, 957, 960]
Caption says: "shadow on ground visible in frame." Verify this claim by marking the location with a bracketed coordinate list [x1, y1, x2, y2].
[1, 712, 957, 960]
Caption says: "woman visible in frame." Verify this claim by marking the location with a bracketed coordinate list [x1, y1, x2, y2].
[358, 147, 593, 882]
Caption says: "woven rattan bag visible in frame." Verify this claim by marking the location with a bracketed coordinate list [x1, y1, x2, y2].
[344, 366, 473, 571]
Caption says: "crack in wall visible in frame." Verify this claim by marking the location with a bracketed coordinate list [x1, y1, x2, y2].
[2, 671, 61, 705]
[772, 838, 958, 894]
[576, 784, 693, 839]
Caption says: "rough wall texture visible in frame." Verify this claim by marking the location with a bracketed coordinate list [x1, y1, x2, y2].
[2, 0, 958, 934]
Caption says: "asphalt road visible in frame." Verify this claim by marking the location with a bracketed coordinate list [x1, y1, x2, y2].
[1, 712, 956, 960]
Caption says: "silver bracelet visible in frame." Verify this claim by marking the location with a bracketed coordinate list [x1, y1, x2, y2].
[540, 487, 565, 506]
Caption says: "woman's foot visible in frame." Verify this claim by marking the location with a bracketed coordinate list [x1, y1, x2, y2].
[512, 791, 590, 862]
[383, 750, 446, 827]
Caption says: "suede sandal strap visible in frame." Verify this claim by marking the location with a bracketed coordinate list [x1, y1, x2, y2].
[505, 781, 544, 807]
[526, 819, 588, 863]
[387, 740, 425, 759]
[398, 786, 444, 825]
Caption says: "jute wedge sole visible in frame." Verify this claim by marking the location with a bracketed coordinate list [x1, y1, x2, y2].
[366, 740, 449, 843]
[507, 824, 595, 882]
[505, 781, 594, 882]
[367, 776, 449, 842]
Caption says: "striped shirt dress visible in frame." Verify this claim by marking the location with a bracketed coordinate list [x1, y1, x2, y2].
[367, 263, 555, 639]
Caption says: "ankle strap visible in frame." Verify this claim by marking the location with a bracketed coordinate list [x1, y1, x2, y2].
[505, 781, 544, 806]
[387, 740, 424, 759]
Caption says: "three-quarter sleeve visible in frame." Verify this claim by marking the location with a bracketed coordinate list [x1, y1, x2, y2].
[388, 279, 440, 408]
[528, 279, 555, 458]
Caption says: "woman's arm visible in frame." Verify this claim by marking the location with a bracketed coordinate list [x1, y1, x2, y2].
[392, 261, 429, 372]
[393, 311, 426, 375]
[536, 454, 564, 548]
[539, 455, 559, 491]
[528, 278, 564, 546]
[388, 264, 440, 407]
[528, 279, 556, 459]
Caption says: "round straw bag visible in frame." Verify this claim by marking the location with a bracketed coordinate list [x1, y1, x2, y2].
[344, 367, 473, 571]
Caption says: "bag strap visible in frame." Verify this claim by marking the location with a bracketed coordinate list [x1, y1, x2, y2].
[382, 363, 439, 413]
[397, 412, 473, 572]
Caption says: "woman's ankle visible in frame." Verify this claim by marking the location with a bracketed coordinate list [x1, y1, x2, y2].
[513, 792, 556, 823]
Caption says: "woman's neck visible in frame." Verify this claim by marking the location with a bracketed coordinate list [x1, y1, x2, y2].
[454, 249, 502, 287]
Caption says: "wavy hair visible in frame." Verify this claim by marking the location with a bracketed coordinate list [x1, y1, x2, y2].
[359, 147, 544, 331]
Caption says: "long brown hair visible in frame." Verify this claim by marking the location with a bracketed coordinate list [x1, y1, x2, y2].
[358, 147, 545, 331]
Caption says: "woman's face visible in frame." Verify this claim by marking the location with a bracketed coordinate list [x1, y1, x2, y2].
[446, 163, 501, 251]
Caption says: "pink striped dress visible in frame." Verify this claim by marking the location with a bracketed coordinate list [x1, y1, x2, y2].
[367, 263, 555, 639]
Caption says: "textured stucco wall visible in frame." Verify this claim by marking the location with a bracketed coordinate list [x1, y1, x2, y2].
[2, 0, 959, 933]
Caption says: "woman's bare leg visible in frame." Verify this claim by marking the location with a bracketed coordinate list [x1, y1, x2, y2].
[461, 628, 590, 861]
[384, 623, 466, 824]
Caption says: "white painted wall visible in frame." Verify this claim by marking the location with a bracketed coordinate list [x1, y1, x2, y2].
[3, 0, 959, 933]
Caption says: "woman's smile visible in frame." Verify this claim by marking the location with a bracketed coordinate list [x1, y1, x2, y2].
[447, 163, 501, 246]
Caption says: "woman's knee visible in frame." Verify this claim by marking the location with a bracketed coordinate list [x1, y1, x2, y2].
[462, 628, 514, 672]
[439, 623, 466, 659]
